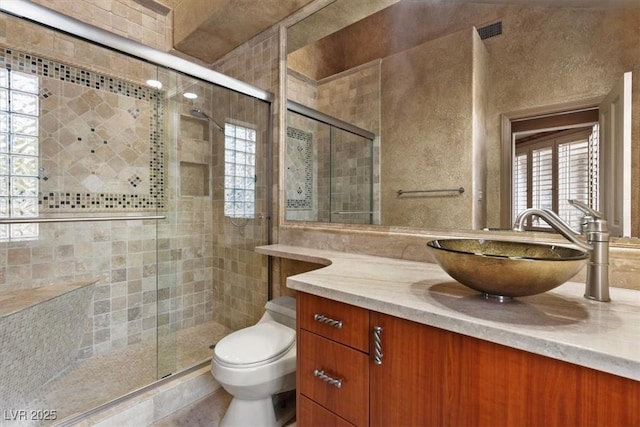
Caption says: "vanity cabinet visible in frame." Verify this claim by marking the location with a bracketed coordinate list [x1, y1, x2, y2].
[297, 292, 640, 427]
[297, 293, 369, 426]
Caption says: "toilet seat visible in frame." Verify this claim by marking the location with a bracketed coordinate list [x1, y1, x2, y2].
[214, 321, 295, 368]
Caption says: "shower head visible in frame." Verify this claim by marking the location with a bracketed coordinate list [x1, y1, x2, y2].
[190, 108, 224, 132]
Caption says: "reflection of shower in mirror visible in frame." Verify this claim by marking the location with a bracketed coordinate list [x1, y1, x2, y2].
[190, 108, 224, 132]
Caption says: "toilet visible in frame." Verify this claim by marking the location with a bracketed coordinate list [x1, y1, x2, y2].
[211, 296, 297, 427]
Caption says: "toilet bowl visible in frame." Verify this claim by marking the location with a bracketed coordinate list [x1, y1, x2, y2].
[212, 296, 296, 427]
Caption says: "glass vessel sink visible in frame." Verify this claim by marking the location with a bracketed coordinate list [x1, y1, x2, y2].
[426, 239, 589, 301]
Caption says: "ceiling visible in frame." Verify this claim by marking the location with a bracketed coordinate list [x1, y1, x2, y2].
[171, 0, 316, 64]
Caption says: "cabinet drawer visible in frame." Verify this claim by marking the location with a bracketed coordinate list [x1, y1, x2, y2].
[299, 330, 369, 427]
[298, 292, 369, 352]
[298, 395, 355, 427]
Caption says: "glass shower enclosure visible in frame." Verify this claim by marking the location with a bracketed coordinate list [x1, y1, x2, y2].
[286, 101, 376, 224]
[0, 4, 271, 424]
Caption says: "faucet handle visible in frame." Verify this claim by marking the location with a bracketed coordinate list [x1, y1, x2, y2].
[568, 199, 603, 219]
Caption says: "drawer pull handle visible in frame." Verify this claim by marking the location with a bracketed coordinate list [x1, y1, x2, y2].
[313, 369, 343, 389]
[373, 325, 383, 365]
[313, 313, 343, 329]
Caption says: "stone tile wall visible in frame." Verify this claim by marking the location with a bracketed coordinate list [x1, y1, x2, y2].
[0, 12, 213, 368]
[29, 0, 172, 52]
[284, 61, 380, 225]
[208, 28, 280, 329]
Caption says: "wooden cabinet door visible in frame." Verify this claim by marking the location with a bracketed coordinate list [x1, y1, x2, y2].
[370, 311, 640, 427]
[369, 312, 468, 427]
[298, 330, 369, 426]
[298, 395, 355, 427]
[471, 334, 640, 427]
[298, 292, 370, 352]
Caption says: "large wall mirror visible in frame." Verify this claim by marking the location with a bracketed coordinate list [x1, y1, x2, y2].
[284, 0, 640, 238]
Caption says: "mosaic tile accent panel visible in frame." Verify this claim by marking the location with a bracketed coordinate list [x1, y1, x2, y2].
[0, 47, 165, 212]
[286, 126, 313, 209]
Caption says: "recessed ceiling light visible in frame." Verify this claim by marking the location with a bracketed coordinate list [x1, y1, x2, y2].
[146, 79, 162, 89]
[183, 92, 198, 99]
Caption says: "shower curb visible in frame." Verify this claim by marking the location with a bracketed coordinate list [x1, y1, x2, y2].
[55, 361, 218, 427]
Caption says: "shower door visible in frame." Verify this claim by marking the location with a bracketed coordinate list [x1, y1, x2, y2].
[329, 126, 374, 224]
[0, 7, 272, 421]
[285, 107, 374, 224]
[159, 68, 272, 375]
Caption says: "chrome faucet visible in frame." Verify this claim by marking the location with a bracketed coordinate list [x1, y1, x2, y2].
[513, 199, 610, 302]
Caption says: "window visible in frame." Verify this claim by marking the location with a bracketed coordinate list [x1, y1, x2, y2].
[224, 123, 256, 219]
[514, 125, 598, 231]
[0, 68, 40, 240]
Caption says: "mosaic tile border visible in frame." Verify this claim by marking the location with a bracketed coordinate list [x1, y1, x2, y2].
[0, 47, 165, 211]
[0, 48, 158, 101]
[286, 126, 312, 209]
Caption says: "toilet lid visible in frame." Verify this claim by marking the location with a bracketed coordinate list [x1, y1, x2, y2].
[214, 321, 295, 367]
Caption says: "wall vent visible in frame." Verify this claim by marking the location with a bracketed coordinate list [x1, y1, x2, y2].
[477, 21, 502, 40]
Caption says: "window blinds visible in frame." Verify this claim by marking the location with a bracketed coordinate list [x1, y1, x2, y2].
[513, 124, 599, 230]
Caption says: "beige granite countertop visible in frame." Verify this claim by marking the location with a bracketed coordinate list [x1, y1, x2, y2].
[256, 244, 640, 382]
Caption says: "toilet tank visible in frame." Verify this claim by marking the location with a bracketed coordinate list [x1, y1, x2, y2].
[263, 296, 296, 329]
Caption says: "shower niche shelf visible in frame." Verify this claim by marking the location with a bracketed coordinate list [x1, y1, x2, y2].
[180, 161, 210, 197]
[180, 114, 210, 141]
[179, 114, 212, 197]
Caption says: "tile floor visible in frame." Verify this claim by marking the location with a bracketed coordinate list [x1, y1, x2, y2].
[151, 388, 296, 427]
[150, 388, 232, 427]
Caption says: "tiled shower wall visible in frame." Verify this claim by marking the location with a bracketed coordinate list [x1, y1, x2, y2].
[0, 219, 168, 360]
[13, 0, 280, 342]
[29, 0, 172, 52]
[285, 61, 381, 224]
[286, 70, 323, 222]
[0, 11, 215, 365]
[2, 1, 278, 351]
[329, 128, 374, 225]
[208, 27, 280, 329]
[317, 61, 381, 225]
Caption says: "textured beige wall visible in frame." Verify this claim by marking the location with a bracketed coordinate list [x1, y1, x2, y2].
[484, 5, 640, 230]
[287, 31, 344, 80]
[380, 28, 481, 229]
